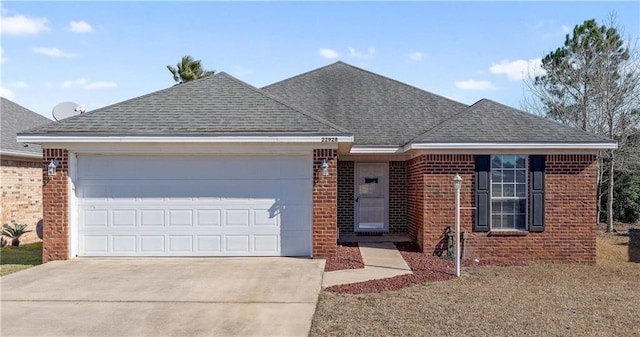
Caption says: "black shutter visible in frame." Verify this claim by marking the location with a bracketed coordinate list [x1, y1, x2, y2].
[475, 155, 490, 232]
[529, 155, 546, 232]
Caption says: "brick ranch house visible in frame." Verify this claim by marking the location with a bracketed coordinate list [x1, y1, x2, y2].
[1, 98, 51, 244]
[18, 62, 615, 264]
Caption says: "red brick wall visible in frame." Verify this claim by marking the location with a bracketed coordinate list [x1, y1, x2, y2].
[313, 149, 338, 258]
[337, 160, 354, 234]
[407, 156, 427, 245]
[417, 154, 597, 264]
[42, 149, 69, 262]
[421, 155, 475, 255]
[1, 158, 43, 244]
[388, 161, 407, 233]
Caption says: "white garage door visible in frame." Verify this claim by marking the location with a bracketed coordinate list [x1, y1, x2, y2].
[76, 155, 312, 257]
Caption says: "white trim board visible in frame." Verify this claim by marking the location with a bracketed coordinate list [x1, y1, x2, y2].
[17, 135, 354, 144]
[0, 150, 42, 159]
[405, 142, 617, 151]
[347, 142, 615, 155]
[38, 143, 335, 156]
[349, 146, 403, 154]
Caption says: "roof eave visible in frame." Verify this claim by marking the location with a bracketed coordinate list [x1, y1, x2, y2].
[16, 134, 355, 144]
[0, 149, 43, 159]
[405, 142, 618, 151]
[349, 146, 404, 154]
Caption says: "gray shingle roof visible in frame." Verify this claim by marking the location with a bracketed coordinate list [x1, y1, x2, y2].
[411, 99, 614, 144]
[1, 98, 51, 157]
[262, 61, 468, 146]
[20, 73, 350, 137]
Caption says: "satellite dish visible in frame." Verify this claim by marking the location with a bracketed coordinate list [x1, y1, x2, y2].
[52, 101, 83, 121]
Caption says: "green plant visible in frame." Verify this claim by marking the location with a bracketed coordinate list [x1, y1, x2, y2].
[2, 224, 32, 247]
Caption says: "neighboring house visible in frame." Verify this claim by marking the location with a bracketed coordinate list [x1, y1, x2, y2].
[1, 98, 51, 243]
[18, 62, 615, 264]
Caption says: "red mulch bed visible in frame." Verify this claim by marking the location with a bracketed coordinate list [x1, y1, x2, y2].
[324, 242, 365, 272]
[325, 242, 457, 294]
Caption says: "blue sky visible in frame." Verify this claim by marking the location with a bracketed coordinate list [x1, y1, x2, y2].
[1, 1, 639, 119]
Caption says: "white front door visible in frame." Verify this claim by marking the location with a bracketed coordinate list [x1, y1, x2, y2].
[355, 163, 388, 232]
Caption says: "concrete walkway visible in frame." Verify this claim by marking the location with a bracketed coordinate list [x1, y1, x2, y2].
[322, 242, 412, 287]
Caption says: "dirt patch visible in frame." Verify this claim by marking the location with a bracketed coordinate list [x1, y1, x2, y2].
[325, 242, 529, 294]
[311, 236, 640, 337]
[325, 242, 456, 294]
[324, 243, 364, 272]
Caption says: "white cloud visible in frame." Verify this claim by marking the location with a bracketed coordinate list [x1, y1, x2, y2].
[62, 79, 88, 88]
[490, 58, 544, 81]
[33, 47, 77, 58]
[68, 20, 93, 33]
[561, 25, 571, 35]
[409, 52, 424, 61]
[0, 86, 15, 100]
[0, 47, 6, 63]
[455, 80, 497, 91]
[60, 78, 117, 89]
[0, 14, 50, 35]
[318, 48, 339, 59]
[7, 81, 28, 88]
[84, 81, 117, 89]
[349, 47, 375, 59]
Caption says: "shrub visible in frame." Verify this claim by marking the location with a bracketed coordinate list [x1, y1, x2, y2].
[2, 224, 32, 247]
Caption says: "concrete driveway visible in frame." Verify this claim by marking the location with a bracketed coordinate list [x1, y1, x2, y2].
[0, 257, 325, 337]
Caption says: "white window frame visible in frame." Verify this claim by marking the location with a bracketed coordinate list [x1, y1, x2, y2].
[489, 155, 528, 231]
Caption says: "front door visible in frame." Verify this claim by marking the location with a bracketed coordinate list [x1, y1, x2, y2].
[355, 163, 388, 232]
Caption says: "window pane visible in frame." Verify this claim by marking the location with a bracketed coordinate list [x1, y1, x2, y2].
[492, 215, 502, 229]
[516, 215, 526, 229]
[503, 184, 515, 197]
[503, 156, 516, 168]
[492, 184, 502, 197]
[516, 170, 526, 183]
[518, 199, 527, 214]
[492, 200, 502, 214]
[491, 156, 502, 169]
[492, 170, 502, 183]
[502, 200, 514, 213]
[504, 170, 515, 183]
[504, 215, 515, 229]
[516, 156, 527, 168]
[516, 184, 527, 197]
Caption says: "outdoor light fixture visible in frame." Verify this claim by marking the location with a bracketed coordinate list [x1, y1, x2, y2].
[453, 173, 462, 191]
[321, 158, 330, 176]
[453, 173, 462, 277]
[47, 159, 59, 177]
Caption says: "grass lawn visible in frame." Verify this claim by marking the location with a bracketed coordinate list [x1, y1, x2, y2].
[0, 242, 42, 277]
[311, 224, 640, 337]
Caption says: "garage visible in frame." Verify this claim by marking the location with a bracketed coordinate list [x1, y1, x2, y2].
[76, 155, 313, 257]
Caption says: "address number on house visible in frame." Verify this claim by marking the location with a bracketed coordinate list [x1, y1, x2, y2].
[321, 137, 338, 142]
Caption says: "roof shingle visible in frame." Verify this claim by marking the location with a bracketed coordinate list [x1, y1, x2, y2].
[263, 61, 468, 146]
[411, 99, 613, 144]
[264, 62, 612, 146]
[1, 98, 51, 157]
[21, 73, 350, 137]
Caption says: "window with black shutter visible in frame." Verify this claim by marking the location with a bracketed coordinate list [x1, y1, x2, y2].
[474, 154, 545, 232]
